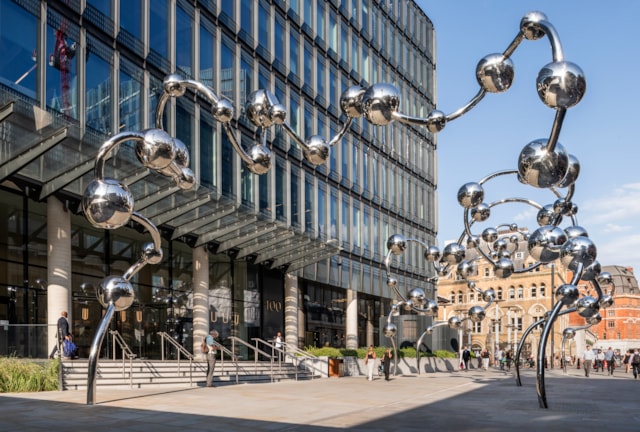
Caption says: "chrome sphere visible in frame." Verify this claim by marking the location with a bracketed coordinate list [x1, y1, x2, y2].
[142, 242, 163, 265]
[466, 235, 480, 249]
[136, 128, 176, 170]
[575, 296, 600, 318]
[361, 83, 401, 126]
[424, 299, 439, 316]
[521, 11, 548, 40]
[97, 275, 135, 311]
[518, 139, 569, 188]
[456, 260, 474, 279]
[245, 144, 272, 175]
[471, 203, 491, 222]
[457, 182, 484, 209]
[468, 305, 486, 323]
[340, 86, 365, 118]
[586, 313, 602, 326]
[448, 316, 462, 329]
[528, 225, 567, 263]
[442, 242, 465, 266]
[565, 225, 588, 239]
[494, 258, 514, 279]
[408, 287, 426, 307]
[82, 178, 134, 229]
[386, 276, 398, 288]
[269, 103, 287, 125]
[426, 110, 447, 133]
[476, 54, 514, 93]
[178, 167, 196, 190]
[563, 328, 577, 339]
[599, 294, 614, 309]
[560, 236, 597, 271]
[163, 73, 185, 97]
[303, 135, 330, 166]
[598, 271, 613, 286]
[387, 234, 407, 255]
[172, 138, 190, 168]
[481, 227, 499, 243]
[213, 98, 234, 123]
[424, 245, 441, 262]
[536, 61, 586, 109]
[557, 154, 581, 188]
[536, 204, 558, 226]
[383, 322, 398, 338]
[581, 261, 602, 281]
[493, 238, 509, 252]
[403, 300, 415, 311]
[482, 289, 496, 302]
[555, 283, 580, 306]
[245, 89, 281, 128]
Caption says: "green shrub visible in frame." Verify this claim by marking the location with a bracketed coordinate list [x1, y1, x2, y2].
[0, 357, 59, 393]
[303, 346, 457, 359]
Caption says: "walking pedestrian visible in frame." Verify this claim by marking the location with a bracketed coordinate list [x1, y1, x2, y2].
[605, 347, 615, 375]
[382, 348, 393, 381]
[364, 345, 377, 381]
[630, 348, 640, 380]
[481, 348, 490, 370]
[49, 311, 70, 359]
[582, 345, 595, 377]
[461, 346, 471, 371]
[205, 330, 219, 387]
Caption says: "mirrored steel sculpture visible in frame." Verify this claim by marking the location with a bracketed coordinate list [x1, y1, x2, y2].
[83, 11, 601, 409]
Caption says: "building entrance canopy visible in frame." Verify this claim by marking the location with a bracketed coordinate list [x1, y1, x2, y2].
[0, 87, 338, 270]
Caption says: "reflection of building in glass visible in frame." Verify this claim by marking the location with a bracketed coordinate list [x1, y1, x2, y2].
[0, 0, 439, 359]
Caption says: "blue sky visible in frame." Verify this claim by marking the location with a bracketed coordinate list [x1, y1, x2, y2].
[415, 0, 640, 274]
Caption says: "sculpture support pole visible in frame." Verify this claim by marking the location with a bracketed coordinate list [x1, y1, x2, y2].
[536, 300, 563, 409]
[87, 303, 115, 405]
[515, 318, 545, 386]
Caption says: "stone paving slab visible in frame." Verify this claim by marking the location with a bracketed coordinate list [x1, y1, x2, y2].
[1, 367, 638, 431]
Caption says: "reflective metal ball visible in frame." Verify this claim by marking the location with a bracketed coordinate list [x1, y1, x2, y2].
[493, 258, 514, 279]
[581, 261, 601, 281]
[426, 110, 446, 133]
[163, 74, 185, 97]
[245, 89, 281, 128]
[481, 227, 499, 243]
[136, 129, 176, 170]
[384, 322, 397, 338]
[424, 245, 441, 262]
[408, 287, 426, 307]
[387, 234, 408, 255]
[555, 283, 580, 306]
[303, 135, 330, 166]
[557, 154, 580, 188]
[448, 316, 462, 329]
[536, 61, 586, 109]
[142, 242, 163, 265]
[213, 98, 234, 123]
[471, 203, 491, 222]
[247, 144, 273, 175]
[468, 305, 486, 323]
[457, 182, 484, 209]
[97, 275, 135, 311]
[528, 225, 567, 263]
[476, 54, 514, 93]
[564, 225, 588, 239]
[83, 178, 134, 229]
[387, 276, 398, 288]
[560, 236, 597, 270]
[520, 11, 549, 40]
[536, 204, 558, 226]
[340, 86, 365, 118]
[518, 139, 569, 188]
[423, 299, 439, 316]
[576, 296, 599, 318]
[361, 83, 401, 126]
[442, 242, 465, 266]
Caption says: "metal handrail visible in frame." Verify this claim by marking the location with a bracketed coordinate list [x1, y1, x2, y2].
[158, 332, 193, 387]
[251, 338, 320, 380]
[108, 330, 136, 388]
[211, 340, 241, 385]
[228, 336, 275, 382]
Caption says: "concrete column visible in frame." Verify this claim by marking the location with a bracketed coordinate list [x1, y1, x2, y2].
[192, 246, 209, 360]
[345, 288, 358, 349]
[366, 304, 374, 348]
[284, 274, 298, 352]
[47, 197, 71, 351]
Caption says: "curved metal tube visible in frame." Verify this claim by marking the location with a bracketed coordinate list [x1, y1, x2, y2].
[545, 107, 566, 153]
[87, 302, 115, 405]
[503, 33, 526, 58]
[328, 117, 353, 146]
[222, 121, 254, 166]
[121, 212, 162, 281]
[416, 329, 429, 375]
[94, 132, 145, 180]
[514, 318, 545, 386]
[537, 20, 565, 62]
[536, 300, 563, 408]
[445, 88, 487, 122]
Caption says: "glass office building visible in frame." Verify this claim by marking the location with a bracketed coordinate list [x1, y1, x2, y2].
[0, 0, 437, 359]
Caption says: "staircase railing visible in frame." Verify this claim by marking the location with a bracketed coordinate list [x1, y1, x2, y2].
[251, 338, 320, 379]
[158, 332, 194, 386]
[108, 330, 136, 388]
[228, 336, 275, 382]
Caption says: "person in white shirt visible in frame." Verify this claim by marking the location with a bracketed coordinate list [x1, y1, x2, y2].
[582, 345, 595, 377]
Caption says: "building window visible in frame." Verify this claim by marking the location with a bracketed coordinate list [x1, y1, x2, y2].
[540, 284, 546, 297]
[469, 292, 474, 302]
[484, 267, 490, 277]
[457, 290, 463, 303]
[473, 321, 481, 333]
[509, 287, 515, 299]
[517, 286, 524, 299]
[531, 285, 537, 297]
[607, 310, 615, 317]
[607, 321, 615, 328]
[450, 292, 455, 304]
[497, 288, 503, 300]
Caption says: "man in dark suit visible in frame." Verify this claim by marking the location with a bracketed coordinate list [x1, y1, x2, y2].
[49, 311, 70, 359]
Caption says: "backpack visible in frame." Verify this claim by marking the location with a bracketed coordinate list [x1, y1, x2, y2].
[632, 354, 640, 366]
[63, 339, 77, 358]
[200, 337, 209, 354]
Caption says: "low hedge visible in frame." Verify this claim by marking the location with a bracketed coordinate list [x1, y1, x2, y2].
[303, 346, 456, 359]
[0, 357, 59, 393]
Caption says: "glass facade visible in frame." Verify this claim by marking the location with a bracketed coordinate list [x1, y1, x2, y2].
[0, 0, 437, 357]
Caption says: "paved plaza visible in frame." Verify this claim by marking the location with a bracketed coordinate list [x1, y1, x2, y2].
[1, 366, 638, 431]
